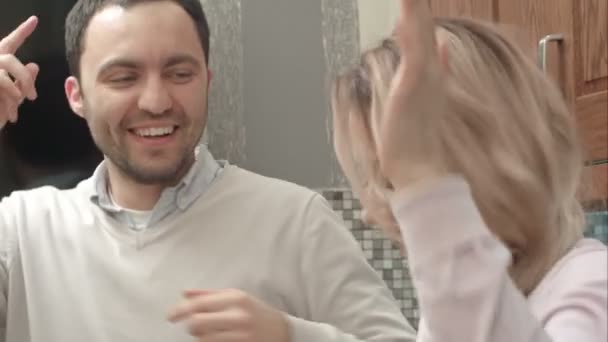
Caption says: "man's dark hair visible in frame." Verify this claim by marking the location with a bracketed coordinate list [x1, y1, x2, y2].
[65, 0, 210, 78]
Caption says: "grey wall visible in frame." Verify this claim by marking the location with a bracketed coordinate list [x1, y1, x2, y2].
[200, 0, 247, 165]
[321, 0, 360, 187]
[241, 0, 333, 188]
[203, 0, 359, 188]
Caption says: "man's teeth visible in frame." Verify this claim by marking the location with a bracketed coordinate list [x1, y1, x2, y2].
[134, 127, 175, 137]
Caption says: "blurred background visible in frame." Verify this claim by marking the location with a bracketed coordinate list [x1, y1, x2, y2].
[0, 0, 101, 195]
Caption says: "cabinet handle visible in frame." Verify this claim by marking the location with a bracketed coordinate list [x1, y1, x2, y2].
[538, 34, 564, 72]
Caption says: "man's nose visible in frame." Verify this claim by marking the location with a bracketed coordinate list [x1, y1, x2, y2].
[138, 77, 172, 115]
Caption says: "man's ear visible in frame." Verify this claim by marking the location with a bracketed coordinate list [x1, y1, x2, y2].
[65, 76, 85, 118]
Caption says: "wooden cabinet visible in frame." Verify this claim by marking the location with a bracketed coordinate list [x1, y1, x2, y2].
[429, 0, 608, 205]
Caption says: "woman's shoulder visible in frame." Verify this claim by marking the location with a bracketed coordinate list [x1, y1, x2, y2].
[531, 238, 607, 310]
[556, 238, 608, 277]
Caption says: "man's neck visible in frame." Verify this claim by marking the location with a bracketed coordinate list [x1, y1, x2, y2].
[106, 170, 163, 211]
[105, 162, 192, 211]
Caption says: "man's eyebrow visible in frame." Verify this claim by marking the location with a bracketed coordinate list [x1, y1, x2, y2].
[164, 54, 202, 68]
[98, 58, 142, 75]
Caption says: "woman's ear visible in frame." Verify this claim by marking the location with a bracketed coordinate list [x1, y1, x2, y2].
[438, 41, 450, 75]
[435, 29, 451, 75]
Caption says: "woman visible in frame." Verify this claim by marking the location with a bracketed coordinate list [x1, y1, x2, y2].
[331, 0, 607, 341]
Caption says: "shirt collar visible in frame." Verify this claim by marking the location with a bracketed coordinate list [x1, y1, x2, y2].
[90, 144, 222, 213]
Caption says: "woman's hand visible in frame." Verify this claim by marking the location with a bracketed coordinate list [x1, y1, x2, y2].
[371, 0, 449, 190]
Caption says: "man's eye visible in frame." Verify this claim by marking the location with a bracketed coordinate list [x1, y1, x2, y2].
[110, 76, 136, 83]
[169, 70, 194, 82]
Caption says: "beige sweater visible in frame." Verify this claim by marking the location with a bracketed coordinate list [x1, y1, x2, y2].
[0, 165, 414, 341]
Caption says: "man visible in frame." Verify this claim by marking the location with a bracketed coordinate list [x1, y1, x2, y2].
[0, 0, 415, 341]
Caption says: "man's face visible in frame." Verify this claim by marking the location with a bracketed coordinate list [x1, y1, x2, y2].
[66, 1, 209, 185]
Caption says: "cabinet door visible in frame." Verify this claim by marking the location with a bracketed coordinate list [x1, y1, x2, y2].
[428, 0, 607, 203]
[573, 0, 607, 205]
[574, 0, 607, 162]
[428, 0, 496, 19]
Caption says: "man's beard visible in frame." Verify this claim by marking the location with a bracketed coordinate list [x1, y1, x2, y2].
[110, 147, 196, 185]
[86, 109, 203, 186]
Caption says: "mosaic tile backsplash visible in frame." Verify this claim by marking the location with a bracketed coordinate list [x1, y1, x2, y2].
[319, 189, 608, 327]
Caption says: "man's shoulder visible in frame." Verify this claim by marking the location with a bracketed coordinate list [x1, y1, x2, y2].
[203, 165, 335, 219]
[219, 166, 321, 203]
[1, 178, 93, 215]
[203, 166, 348, 238]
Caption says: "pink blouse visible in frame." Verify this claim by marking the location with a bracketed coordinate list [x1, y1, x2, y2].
[390, 176, 607, 342]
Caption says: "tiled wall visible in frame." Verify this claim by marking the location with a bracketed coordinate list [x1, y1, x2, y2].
[320, 189, 420, 325]
[586, 211, 608, 242]
[320, 189, 608, 327]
